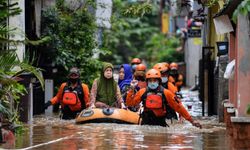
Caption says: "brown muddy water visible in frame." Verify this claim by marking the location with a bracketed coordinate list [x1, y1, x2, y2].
[0, 115, 231, 150]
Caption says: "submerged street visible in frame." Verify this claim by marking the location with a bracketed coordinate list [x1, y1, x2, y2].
[9, 116, 229, 149]
[2, 90, 230, 149]
[1, 0, 250, 149]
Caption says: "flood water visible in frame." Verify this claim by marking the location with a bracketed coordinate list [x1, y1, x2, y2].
[1, 89, 232, 149]
[1, 115, 230, 150]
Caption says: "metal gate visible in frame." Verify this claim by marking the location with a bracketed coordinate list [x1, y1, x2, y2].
[199, 46, 215, 116]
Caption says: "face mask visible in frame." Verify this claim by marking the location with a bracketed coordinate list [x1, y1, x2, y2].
[161, 77, 168, 83]
[132, 64, 137, 70]
[148, 82, 159, 90]
[69, 78, 78, 84]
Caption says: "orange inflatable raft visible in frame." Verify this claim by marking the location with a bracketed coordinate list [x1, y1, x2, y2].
[75, 108, 140, 124]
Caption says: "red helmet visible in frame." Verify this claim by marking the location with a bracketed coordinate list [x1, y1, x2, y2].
[170, 62, 178, 70]
[136, 64, 147, 71]
[153, 63, 168, 73]
[131, 58, 141, 64]
[146, 69, 161, 79]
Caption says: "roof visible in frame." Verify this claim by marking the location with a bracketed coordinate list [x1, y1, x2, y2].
[213, 0, 243, 18]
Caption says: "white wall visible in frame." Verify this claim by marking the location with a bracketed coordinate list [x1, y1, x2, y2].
[8, 0, 25, 62]
[185, 38, 202, 87]
[42, 0, 56, 8]
[96, 0, 112, 29]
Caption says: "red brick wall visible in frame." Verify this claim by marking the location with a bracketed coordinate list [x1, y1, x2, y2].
[236, 15, 250, 116]
[231, 123, 250, 149]
[224, 107, 235, 136]
[229, 33, 236, 106]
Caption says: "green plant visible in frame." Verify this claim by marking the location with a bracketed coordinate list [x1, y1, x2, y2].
[0, 0, 44, 131]
[101, 0, 159, 64]
[204, 0, 220, 7]
[145, 34, 183, 67]
[42, 0, 102, 85]
[247, 104, 250, 115]
[232, 0, 250, 23]
[0, 51, 44, 128]
[123, 2, 152, 17]
[0, 1, 21, 48]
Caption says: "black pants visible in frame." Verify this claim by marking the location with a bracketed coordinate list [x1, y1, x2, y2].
[141, 111, 167, 127]
[61, 106, 80, 120]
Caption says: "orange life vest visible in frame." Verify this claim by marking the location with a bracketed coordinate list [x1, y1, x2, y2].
[61, 83, 85, 111]
[62, 91, 78, 105]
[142, 88, 166, 117]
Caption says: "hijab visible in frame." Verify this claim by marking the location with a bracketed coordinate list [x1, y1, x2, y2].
[118, 64, 133, 91]
[96, 62, 117, 106]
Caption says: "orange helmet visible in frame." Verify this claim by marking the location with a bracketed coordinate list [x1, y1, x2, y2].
[146, 69, 161, 79]
[131, 58, 141, 64]
[161, 62, 169, 69]
[136, 64, 147, 71]
[170, 62, 178, 70]
[153, 63, 168, 73]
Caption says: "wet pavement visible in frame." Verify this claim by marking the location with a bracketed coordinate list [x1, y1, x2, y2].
[1, 89, 231, 150]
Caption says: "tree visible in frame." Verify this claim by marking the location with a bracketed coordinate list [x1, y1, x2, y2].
[101, 0, 183, 65]
[41, 0, 101, 85]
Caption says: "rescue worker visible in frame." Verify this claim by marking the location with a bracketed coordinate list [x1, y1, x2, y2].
[131, 58, 142, 73]
[44, 67, 90, 119]
[153, 63, 178, 120]
[153, 63, 178, 94]
[134, 63, 147, 89]
[169, 62, 184, 92]
[90, 62, 126, 109]
[126, 69, 201, 128]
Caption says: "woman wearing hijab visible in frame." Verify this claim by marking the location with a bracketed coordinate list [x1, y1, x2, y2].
[119, 64, 143, 112]
[118, 64, 133, 98]
[90, 62, 126, 109]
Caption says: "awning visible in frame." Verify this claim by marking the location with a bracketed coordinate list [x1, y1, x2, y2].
[213, 15, 234, 34]
[213, 0, 243, 34]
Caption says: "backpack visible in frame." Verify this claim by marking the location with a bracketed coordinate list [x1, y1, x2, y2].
[61, 81, 86, 111]
[141, 86, 176, 118]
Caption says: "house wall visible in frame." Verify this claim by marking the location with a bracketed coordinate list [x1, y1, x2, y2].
[236, 14, 250, 116]
[185, 38, 202, 87]
[229, 33, 236, 107]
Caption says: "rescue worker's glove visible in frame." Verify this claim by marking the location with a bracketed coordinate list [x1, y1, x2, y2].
[44, 101, 52, 110]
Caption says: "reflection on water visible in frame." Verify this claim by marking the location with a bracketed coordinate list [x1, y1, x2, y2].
[0, 115, 231, 150]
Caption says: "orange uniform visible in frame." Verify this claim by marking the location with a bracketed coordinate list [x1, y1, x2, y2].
[169, 74, 183, 91]
[126, 87, 193, 122]
[50, 82, 90, 110]
[165, 82, 178, 94]
[169, 62, 183, 91]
